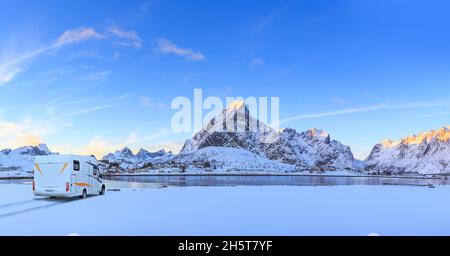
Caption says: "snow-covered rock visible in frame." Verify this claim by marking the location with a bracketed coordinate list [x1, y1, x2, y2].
[180, 101, 356, 171]
[136, 149, 168, 161]
[364, 126, 450, 175]
[102, 147, 173, 170]
[0, 144, 57, 176]
[102, 147, 136, 164]
[174, 147, 298, 173]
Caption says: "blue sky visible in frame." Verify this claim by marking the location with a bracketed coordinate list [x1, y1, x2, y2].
[0, 0, 450, 159]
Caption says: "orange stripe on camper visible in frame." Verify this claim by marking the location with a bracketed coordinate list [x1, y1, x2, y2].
[74, 182, 91, 187]
[59, 163, 69, 174]
[34, 163, 43, 175]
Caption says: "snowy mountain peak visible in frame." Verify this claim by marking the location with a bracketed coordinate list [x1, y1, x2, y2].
[136, 148, 149, 156]
[192, 100, 274, 137]
[119, 147, 134, 157]
[37, 144, 52, 155]
[381, 139, 397, 148]
[13, 144, 54, 156]
[306, 128, 329, 140]
[0, 148, 12, 155]
[226, 100, 246, 111]
[101, 147, 174, 170]
[180, 104, 356, 171]
[401, 127, 450, 145]
[365, 126, 450, 175]
[379, 126, 450, 148]
[0, 144, 56, 175]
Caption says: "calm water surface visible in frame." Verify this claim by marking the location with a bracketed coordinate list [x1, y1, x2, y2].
[3, 175, 449, 188]
[106, 175, 450, 187]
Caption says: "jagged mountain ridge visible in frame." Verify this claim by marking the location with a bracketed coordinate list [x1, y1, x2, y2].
[179, 101, 356, 171]
[102, 147, 173, 170]
[364, 126, 450, 175]
[0, 144, 56, 175]
[3, 102, 449, 175]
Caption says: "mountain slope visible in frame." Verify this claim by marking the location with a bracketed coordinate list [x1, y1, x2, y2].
[364, 126, 450, 175]
[102, 147, 173, 170]
[180, 100, 356, 171]
[174, 147, 298, 173]
[0, 144, 56, 177]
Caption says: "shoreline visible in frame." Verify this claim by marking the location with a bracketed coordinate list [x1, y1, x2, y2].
[0, 176, 34, 180]
[1, 173, 446, 181]
[104, 173, 445, 180]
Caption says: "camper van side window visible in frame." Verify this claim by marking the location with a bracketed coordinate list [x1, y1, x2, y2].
[73, 161, 80, 171]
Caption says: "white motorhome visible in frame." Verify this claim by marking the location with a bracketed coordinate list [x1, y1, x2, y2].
[33, 154, 106, 199]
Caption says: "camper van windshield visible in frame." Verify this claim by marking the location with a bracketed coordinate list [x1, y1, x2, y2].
[73, 160, 80, 171]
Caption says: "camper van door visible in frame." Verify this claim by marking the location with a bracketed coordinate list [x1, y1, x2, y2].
[71, 173, 77, 194]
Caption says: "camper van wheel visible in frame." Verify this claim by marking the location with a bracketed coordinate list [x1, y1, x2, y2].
[100, 185, 106, 195]
[80, 189, 87, 199]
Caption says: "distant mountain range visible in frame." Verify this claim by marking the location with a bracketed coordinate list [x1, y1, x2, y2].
[365, 126, 450, 175]
[0, 144, 56, 177]
[1, 102, 449, 177]
[178, 102, 355, 172]
[98, 102, 450, 175]
[101, 147, 173, 170]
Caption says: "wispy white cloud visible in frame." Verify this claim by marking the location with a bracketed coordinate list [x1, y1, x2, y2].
[0, 46, 53, 71]
[123, 130, 139, 145]
[155, 38, 206, 61]
[140, 96, 167, 109]
[146, 141, 184, 154]
[0, 118, 43, 148]
[143, 129, 172, 141]
[140, 96, 151, 108]
[55, 27, 104, 46]
[179, 72, 194, 83]
[108, 26, 142, 48]
[64, 93, 133, 117]
[280, 102, 450, 125]
[141, 0, 161, 12]
[80, 70, 112, 82]
[0, 66, 23, 85]
[66, 104, 114, 117]
[250, 58, 265, 69]
[273, 64, 296, 77]
[406, 111, 450, 120]
[0, 115, 72, 149]
[69, 136, 115, 159]
[0, 27, 104, 86]
[0, 46, 51, 86]
[115, 93, 135, 100]
[0, 89, 135, 149]
[251, 5, 286, 36]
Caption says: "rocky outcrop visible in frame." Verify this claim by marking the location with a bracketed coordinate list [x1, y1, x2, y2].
[364, 126, 450, 175]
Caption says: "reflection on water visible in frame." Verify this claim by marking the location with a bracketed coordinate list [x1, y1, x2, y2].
[106, 175, 450, 187]
[3, 175, 449, 188]
[0, 179, 31, 185]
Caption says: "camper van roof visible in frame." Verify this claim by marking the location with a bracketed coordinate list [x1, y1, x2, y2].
[35, 154, 97, 163]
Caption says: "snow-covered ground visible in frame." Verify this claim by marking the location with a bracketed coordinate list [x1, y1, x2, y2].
[0, 183, 449, 236]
